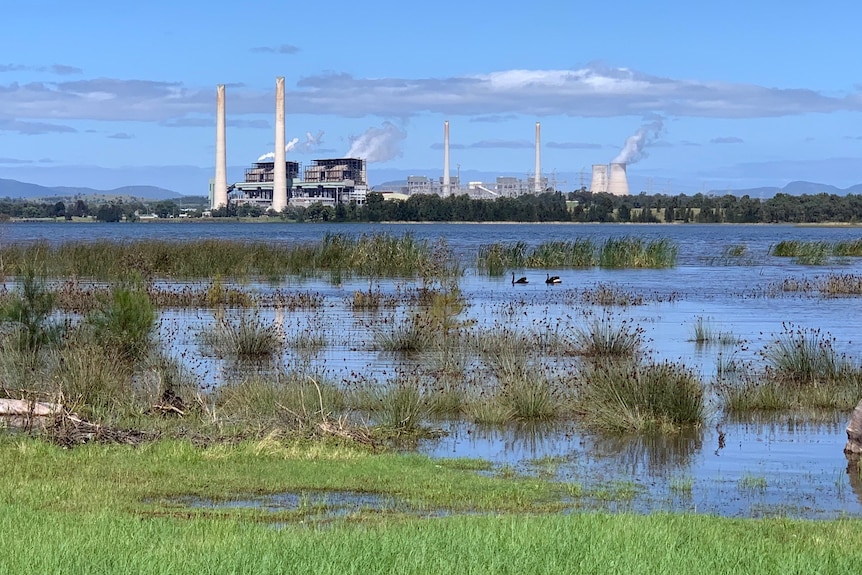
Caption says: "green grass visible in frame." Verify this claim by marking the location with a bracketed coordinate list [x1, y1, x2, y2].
[0, 233, 457, 281]
[477, 237, 676, 274]
[578, 360, 705, 432]
[1, 439, 861, 574]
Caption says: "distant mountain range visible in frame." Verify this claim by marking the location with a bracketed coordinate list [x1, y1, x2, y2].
[706, 181, 862, 198]
[0, 178, 183, 201]
[4, 174, 862, 202]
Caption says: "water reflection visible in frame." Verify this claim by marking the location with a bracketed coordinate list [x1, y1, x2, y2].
[586, 429, 704, 478]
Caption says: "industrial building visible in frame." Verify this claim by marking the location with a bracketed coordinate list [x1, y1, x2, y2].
[590, 162, 629, 196]
[210, 79, 634, 210]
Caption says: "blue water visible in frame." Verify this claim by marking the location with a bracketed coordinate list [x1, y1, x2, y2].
[5, 220, 862, 518]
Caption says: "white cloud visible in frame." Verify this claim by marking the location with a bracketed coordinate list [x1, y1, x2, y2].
[1, 64, 859, 126]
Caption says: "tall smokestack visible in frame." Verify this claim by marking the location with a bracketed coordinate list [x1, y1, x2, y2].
[589, 164, 608, 194]
[213, 84, 228, 209]
[606, 162, 630, 196]
[272, 77, 287, 212]
[443, 120, 450, 197]
[534, 122, 541, 193]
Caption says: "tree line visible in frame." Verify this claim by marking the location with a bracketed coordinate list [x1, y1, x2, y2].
[262, 190, 862, 224]
[6, 189, 862, 224]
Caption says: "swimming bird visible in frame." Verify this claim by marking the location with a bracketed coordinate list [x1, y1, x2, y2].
[545, 274, 562, 285]
[512, 273, 528, 285]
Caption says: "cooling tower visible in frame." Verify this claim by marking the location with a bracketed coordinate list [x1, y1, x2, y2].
[606, 162, 630, 196]
[212, 84, 228, 209]
[589, 164, 608, 194]
[534, 122, 541, 193]
[443, 120, 450, 197]
[272, 77, 287, 212]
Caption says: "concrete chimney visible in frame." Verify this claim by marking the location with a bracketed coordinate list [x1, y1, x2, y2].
[213, 84, 228, 209]
[589, 164, 608, 194]
[272, 77, 287, 212]
[606, 162, 630, 196]
[534, 122, 541, 193]
[443, 120, 450, 197]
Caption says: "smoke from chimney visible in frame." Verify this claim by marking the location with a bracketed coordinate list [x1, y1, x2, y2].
[258, 138, 300, 161]
[346, 121, 406, 162]
[612, 119, 663, 165]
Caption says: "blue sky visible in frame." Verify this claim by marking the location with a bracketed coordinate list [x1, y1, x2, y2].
[1, 0, 861, 196]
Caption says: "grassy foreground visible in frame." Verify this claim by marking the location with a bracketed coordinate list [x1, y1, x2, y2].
[0, 438, 860, 574]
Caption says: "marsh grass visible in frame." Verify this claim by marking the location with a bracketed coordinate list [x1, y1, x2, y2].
[0, 233, 453, 281]
[771, 240, 832, 264]
[761, 323, 848, 384]
[717, 325, 862, 411]
[351, 288, 399, 310]
[0, 266, 63, 353]
[690, 316, 739, 346]
[779, 274, 862, 296]
[573, 313, 645, 358]
[598, 237, 678, 268]
[214, 372, 345, 426]
[480, 352, 558, 421]
[669, 475, 694, 495]
[578, 360, 705, 432]
[86, 281, 155, 363]
[738, 473, 768, 491]
[51, 341, 133, 418]
[200, 312, 284, 360]
[577, 284, 645, 307]
[525, 240, 596, 268]
[477, 238, 675, 272]
[373, 289, 468, 353]
[356, 375, 427, 431]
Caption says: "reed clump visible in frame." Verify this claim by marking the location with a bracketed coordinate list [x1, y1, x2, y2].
[578, 360, 705, 432]
[598, 237, 678, 269]
[716, 324, 862, 411]
[85, 281, 155, 363]
[771, 240, 831, 264]
[355, 375, 427, 431]
[214, 372, 346, 427]
[199, 312, 284, 361]
[573, 313, 645, 359]
[481, 352, 558, 421]
[0, 233, 453, 281]
[578, 284, 646, 307]
[689, 316, 738, 346]
[0, 267, 63, 354]
[477, 241, 529, 276]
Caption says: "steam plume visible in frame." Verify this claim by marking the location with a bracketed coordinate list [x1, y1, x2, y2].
[258, 137, 299, 161]
[612, 119, 663, 164]
[346, 121, 406, 163]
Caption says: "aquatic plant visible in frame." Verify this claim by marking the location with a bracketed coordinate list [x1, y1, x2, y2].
[0, 266, 63, 354]
[0, 233, 453, 281]
[577, 284, 645, 307]
[771, 240, 831, 264]
[578, 359, 705, 433]
[86, 281, 155, 363]
[199, 311, 284, 361]
[356, 375, 427, 431]
[598, 237, 678, 269]
[573, 312, 645, 359]
[761, 323, 848, 385]
[215, 372, 345, 426]
[689, 316, 739, 346]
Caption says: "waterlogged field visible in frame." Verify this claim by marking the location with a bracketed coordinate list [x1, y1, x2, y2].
[3, 222, 862, 521]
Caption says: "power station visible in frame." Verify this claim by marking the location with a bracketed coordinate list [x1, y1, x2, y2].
[211, 80, 636, 209]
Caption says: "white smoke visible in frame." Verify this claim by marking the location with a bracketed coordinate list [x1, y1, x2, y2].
[257, 137, 299, 161]
[346, 121, 406, 163]
[612, 119, 664, 164]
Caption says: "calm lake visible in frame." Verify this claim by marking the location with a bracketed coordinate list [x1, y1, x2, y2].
[4, 220, 862, 518]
